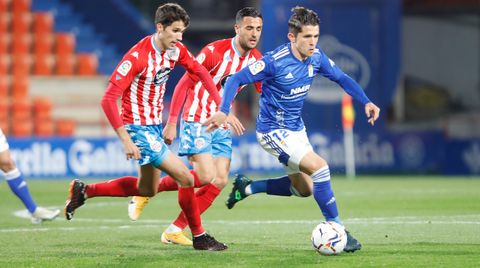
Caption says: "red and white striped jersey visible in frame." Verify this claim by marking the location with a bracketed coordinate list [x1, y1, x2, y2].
[182, 38, 262, 123]
[109, 35, 198, 125]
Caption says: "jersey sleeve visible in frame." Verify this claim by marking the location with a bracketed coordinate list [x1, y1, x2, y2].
[109, 47, 142, 90]
[219, 55, 275, 114]
[318, 50, 370, 105]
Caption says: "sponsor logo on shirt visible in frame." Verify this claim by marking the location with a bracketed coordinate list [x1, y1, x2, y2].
[117, 60, 132, 76]
[248, 60, 265, 75]
[154, 67, 172, 85]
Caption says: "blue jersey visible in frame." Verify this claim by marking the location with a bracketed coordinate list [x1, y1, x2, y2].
[220, 43, 371, 133]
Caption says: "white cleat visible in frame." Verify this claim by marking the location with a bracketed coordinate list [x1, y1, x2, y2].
[31, 207, 61, 224]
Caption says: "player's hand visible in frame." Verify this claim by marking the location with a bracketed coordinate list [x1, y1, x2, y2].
[122, 139, 141, 160]
[225, 113, 245, 135]
[162, 122, 177, 145]
[203, 112, 227, 132]
[365, 102, 380, 126]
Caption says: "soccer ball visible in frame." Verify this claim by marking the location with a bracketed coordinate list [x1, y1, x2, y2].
[311, 221, 347, 255]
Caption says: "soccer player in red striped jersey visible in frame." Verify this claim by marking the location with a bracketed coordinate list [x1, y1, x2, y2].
[64, 3, 227, 251]
[127, 7, 263, 246]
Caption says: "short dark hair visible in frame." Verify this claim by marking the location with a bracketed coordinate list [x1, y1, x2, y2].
[154, 3, 190, 28]
[288, 6, 320, 36]
[235, 7, 262, 23]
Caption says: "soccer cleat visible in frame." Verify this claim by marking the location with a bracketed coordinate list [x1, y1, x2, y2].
[192, 233, 228, 251]
[31, 207, 61, 224]
[128, 196, 150, 221]
[161, 231, 193, 246]
[64, 179, 87, 220]
[344, 230, 362, 253]
[225, 174, 251, 209]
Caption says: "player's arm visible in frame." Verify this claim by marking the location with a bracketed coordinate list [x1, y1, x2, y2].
[102, 54, 141, 160]
[205, 57, 273, 129]
[319, 52, 380, 125]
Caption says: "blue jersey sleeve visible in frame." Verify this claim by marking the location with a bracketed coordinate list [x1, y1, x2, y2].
[318, 51, 371, 105]
[219, 56, 275, 114]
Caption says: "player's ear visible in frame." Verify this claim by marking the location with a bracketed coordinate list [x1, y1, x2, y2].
[287, 32, 296, 43]
[234, 23, 240, 35]
[156, 23, 164, 33]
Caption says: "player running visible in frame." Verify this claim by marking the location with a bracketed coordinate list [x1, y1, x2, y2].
[127, 7, 263, 246]
[204, 6, 380, 253]
[64, 3, 227, 251]
[0, 128, 60, 224]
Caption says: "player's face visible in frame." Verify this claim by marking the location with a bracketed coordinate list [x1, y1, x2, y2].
[289, 25, 319, 60]
[235, 16, 263, 51]
[156, 20, 186, 50]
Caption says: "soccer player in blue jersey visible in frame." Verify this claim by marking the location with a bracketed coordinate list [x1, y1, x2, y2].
[0, 128, 60, 224]
[204, 6, 380, 253]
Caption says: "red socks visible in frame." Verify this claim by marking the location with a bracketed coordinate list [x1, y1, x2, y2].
[173, 183, 221, 229]
[157, 170, 202, 192]
[178, 186, 205, 236]
[85, 176, 140, 197]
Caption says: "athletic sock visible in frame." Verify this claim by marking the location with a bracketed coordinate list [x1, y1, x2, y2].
[178, 186, 205, 236]
[5, 168, 37, 213]
[311, 166, 340, 224]
[246, 175, 292, 196]
[173, 183, 221, 230]
[157, 170, 202, 192]
[85, 176, 140, 197]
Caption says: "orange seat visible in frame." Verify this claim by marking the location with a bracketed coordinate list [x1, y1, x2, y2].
[11, 74, 29, 99]
[0, 76, 9, 99]
[11, 53, 31, 77]
[12, 12, 32, 35]
[32, 96, 53, 120]
[0, 99, 8, 121]
[0, 55, 10, 76]
[55, 33, 75, 56]
[11, 32, 32, 55]
[77, 53, 98, 75]
[56, 119, 76, 136]
[0, 119, 10, 136]
[33, 12, 53, 36]
[11, 120, 33, 137]
[33, 32, 53, 56]
[0, 13, 10, 34]
[33, 53, 54, 75]
[0, 0, 10, 13]
[10, 99, 31, 120]
[0, 34, 10, 54]
[34, 118, 54, 137]
[12, 0, 31, 16]
[55, 54, 75, 75]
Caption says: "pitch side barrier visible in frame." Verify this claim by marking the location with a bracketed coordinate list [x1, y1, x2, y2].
[6, 131, 480, 179]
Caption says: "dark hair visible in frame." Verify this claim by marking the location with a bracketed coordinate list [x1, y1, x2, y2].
[235, 7, 262, 23]
[288, 6, 320, 36]
[154, 3, 190, 28]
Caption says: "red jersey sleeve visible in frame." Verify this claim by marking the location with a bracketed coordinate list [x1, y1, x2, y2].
[108, 46, 143, 90]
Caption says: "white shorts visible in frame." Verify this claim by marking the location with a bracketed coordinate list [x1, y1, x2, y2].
[0, 128, 9, 152]
[256, 128, 313, 174]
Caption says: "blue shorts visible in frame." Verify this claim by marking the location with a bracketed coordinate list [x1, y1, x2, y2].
[178, 120, 232, 159]
[125, 124, 170, 167]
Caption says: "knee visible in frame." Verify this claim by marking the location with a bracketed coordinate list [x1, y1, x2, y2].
[212, 174, 228, 190]
[0, 158, 15, 173]
[197, 170, 216, 186]
[290, 185, 312, 197]
[176, 170, 195, 187]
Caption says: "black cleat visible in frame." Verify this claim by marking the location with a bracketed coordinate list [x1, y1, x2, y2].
[192, 233, 228, 251]
[344, 230, 362, 253]
[64, 179, 87, 220]
[225, 174, 251, 209]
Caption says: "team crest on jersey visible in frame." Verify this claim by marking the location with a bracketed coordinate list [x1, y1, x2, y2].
[117, 60, 132, 76]
[194, 138, 206, 149]
[154, 67, 172, 85]
[308, 64, 314, 77]
[249, 60, 265, 75]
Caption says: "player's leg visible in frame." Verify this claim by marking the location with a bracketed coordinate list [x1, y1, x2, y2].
[0, 132, 59, 223]
[159, 153, 227, 251]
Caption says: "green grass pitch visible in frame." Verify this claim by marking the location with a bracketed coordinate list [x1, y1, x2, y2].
[1, 176, 479, 267]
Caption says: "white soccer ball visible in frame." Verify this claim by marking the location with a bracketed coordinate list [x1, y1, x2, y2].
[311, 221, 347, 255]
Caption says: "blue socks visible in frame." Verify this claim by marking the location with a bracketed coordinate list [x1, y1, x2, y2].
[312, 166, 340, 224]
[249, 175, 292, 196]
[5, 168, 37, 213]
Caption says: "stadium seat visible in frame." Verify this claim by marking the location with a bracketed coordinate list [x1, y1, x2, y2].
[33, 32, 54, 56]
[55, 32, 75, 56]
[11, 32, 32, 55]
[0, 34, 10, 55]
[33, 12, 53, 36]
[0, 0, 10, 13]
[11, 74, 29, 99]
[11, 120, 33, 137]
[11, 53, 31, 77]
[56, 119, 75, 136]
[11, 0, 30, 16]
[34, 118, 54, 136]
[0, 119, 9, 136]
[10, 99, 31, 121]
[32, 96, 53, 120]
[12, 12, 32, 35]
[55, 54, 75, 75]
[76, 53, 98, 75]
[0, 55, 10, 76]
[33, 53, 54, 75]
[0, 13, 9, 34]
[0, 76, 8, 98]
[0, 99, 8, 120]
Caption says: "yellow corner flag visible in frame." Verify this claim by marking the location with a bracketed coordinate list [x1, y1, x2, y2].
[342, 93, 355, 130]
